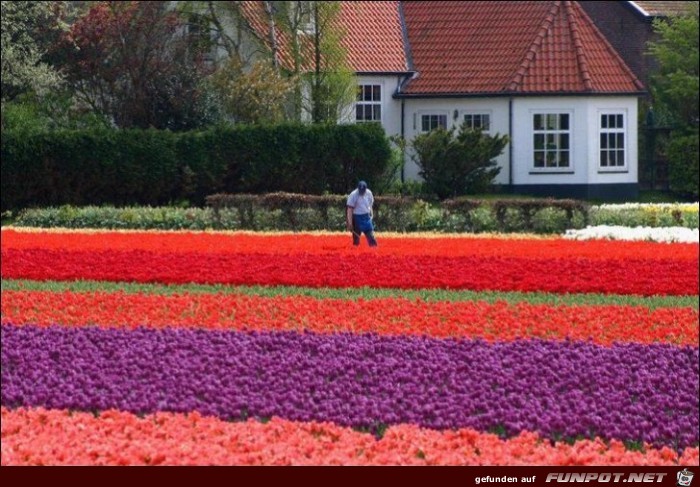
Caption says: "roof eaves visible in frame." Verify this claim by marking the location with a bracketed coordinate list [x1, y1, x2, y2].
[394, 90, 647, 99]
[627, 1, 651, 17]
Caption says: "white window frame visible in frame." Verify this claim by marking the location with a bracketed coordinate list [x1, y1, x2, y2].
[598, 110, 628, 172]
[530, 111, 574, 173]
[415, 111, 449, 132]
[355, 84, 382, 123]
[461, 111, 492, 133]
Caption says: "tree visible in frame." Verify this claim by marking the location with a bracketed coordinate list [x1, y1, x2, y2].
[648, 2, 699, 129]
[647, 2, 699, 197]
[411, 122, 508, 199]
[0, 1, 65, 102]
[54, 1, 216, 130]
[178, 1, 355, 124]
[274, 1, 355, 123]
[207, 56, 297, 124]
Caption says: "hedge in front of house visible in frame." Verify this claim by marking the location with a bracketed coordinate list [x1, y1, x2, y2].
[1, 129, 181, 211]
[0, 123, 392, 211]
[11, 196, 592, 233]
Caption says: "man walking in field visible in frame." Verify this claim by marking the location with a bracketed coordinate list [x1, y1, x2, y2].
[346, 180, 378, 247]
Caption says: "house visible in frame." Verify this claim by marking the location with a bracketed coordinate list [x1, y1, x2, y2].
[237, 1, 647, 199]
[578, 1, 697, 90]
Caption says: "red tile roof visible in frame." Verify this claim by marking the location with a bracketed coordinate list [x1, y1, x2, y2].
[339, 1, 408, 72]
[239, 1, 408, 73]
[401, 0, 645, 95]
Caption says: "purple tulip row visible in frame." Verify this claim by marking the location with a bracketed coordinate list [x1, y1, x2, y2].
[2, 324, 698, 449]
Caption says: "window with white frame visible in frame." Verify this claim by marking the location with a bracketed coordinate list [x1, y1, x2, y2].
[356, 85, 381, 122]
[533, 113, 570, 169]
[463, 113, 490, 132]
[599, 113, 625, 169]
[420, 114, 448, 132]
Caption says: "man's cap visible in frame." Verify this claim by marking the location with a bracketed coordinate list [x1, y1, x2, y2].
[358, 181, 367, 194]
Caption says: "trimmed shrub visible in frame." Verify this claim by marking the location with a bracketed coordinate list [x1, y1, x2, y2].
[1, 123, 392, 210]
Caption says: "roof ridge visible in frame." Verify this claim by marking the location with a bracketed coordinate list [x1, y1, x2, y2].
[507, 1, 561, 91]
[563, 0, 593, 91]
[571, 1, 646, 91]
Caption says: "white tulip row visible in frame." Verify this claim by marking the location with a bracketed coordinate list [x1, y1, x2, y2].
[563, 225, 699, 243]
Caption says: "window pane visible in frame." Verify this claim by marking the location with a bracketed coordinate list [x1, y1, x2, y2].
[559, 151, 569, 167]
[546, 114, 557, 130]
[559, 114, 569, 130]
[464, 114, 473, 127]
[356, 105, 363, 121]
[372, 85, 381, 101]
[364, 85, 372, 101]
[373, 104, 381, 121]
[601, 114, 608, 129]
[600, 151, 608, 166]
[438, 115, 447, 128]
[534, 134, 545, 150]
[609, 150, 617, 165]
[534, 114, 543, 130]
[616, 114, 623, 128]
[534, 151, 545, 167]
[559, 134, 569, 150]
[422, 116, 429, 131]
[356, 86, 363, 102]
[546, 151, 557, 167]
[546, 133, 556, 148]
[617, 150, 624, 165]
[483, 115, 490, 131]
[616, 133, 624, 148]
[600, 133, 607, 149]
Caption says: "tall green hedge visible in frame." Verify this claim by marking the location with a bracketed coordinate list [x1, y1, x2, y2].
[1, 123, 392, 210]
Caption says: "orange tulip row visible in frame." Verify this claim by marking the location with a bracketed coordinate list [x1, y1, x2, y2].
[3, 407, 697, 466]
[3, 290, 697, 346]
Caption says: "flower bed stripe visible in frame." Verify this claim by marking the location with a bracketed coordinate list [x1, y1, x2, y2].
[3, 325, 697, 449]
[2, 407, 698, 466]
[3, 229, 697, 261]
[3, 291, 697, 346]
[4, 279, 697, 309]
[3, 249, 696, 296]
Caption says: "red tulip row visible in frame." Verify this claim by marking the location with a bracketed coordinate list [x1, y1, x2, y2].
[3, 248, 696, 295]
[3, 407, 697, 466]
[3, 229, 697, 261]
[3, 290, 697, 346]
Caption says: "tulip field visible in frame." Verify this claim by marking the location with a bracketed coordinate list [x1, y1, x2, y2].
[1, 227, 698, 465]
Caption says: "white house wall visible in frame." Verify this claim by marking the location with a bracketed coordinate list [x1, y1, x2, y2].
[394, 96, 638, 190]
[511, 96, 638, 187]
[344, 75, 405, 135]
[401, 98, 511, 184]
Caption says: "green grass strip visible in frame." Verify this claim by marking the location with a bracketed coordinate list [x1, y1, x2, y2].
[3, 279, 697, 309]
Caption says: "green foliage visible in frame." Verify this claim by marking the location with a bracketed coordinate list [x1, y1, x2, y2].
[4, 279, 696, 310]
[411, 122, 508, 198]
[0, 1, 65, 102]
[53, 1, 217, 131]
[666, 134, 699, 198]
[208, 57, 297, 124]
[647, 3, 699, 200]
[589, 204, 698, 229]
[1, 92, 111, 134]
[1, 124, 392, 210]
[648, 3, 699, 129]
